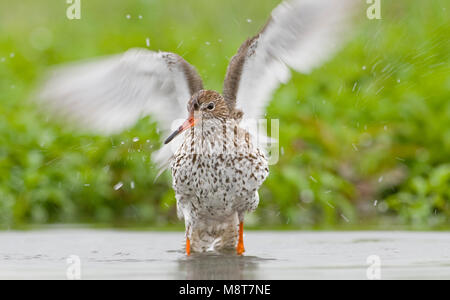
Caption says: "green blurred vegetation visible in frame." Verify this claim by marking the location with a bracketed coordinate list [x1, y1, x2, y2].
[0, 0, 448, 229]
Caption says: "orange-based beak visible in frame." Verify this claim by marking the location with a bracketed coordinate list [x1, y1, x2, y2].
[164, 115, 196, 144]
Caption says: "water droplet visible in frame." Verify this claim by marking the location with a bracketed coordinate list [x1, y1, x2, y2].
[114, 182, 123, 190]
[376, 86, 384, 95]
[377, 201, 388, 213]
[340, 214, 350, 223]
[132, 137, 139, 142]
[300, 189, 314, 203]
[126, 14, 131, 19]
[362, 65, 366, 70]
[138, 15, 143, 19]
[205, 41, 211, 46]
[146, 38, 150, 47]
[326, 201, 335, 208]
[246, 18, 252, 23]
[130, 181, 135, 189]
[9, 52, 15, 58]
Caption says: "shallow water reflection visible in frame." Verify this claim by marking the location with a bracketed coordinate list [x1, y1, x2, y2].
[177, 253, 273, 280]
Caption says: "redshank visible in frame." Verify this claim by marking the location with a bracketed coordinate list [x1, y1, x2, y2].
[36, 0, 358, 255]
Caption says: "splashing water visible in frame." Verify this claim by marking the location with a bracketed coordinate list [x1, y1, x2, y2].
[114, 182, 123, 191]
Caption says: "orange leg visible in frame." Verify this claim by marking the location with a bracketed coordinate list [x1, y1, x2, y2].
[186, 237, 191, 256]
[236, 222, 245, 255]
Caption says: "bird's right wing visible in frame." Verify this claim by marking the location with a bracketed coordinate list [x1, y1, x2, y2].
[223, 0, 359, 121]
[36, 48, 203, 135]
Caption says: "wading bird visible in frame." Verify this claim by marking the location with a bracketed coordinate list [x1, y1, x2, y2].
[37, 0, 358, 255]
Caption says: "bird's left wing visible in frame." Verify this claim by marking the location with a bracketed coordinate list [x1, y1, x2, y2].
[223, 0, 360, 121]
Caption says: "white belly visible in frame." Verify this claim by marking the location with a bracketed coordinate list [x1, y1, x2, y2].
[172, 151, 268, 219]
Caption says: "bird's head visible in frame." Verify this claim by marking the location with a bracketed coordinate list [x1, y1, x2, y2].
[164, 90, 230, 144]
[187, 89, 230, 120]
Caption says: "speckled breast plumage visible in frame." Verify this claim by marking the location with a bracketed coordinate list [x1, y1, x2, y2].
[170, 118, 268, 252]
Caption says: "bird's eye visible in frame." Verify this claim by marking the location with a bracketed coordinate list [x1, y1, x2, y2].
[207, 102, 215, 111]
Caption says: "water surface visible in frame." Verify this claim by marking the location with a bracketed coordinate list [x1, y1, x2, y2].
[0, 230, 449, 279]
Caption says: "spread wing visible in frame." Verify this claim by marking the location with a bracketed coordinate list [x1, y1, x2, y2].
[35, 48, 203, 135]
[223, 0, 359, 120]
